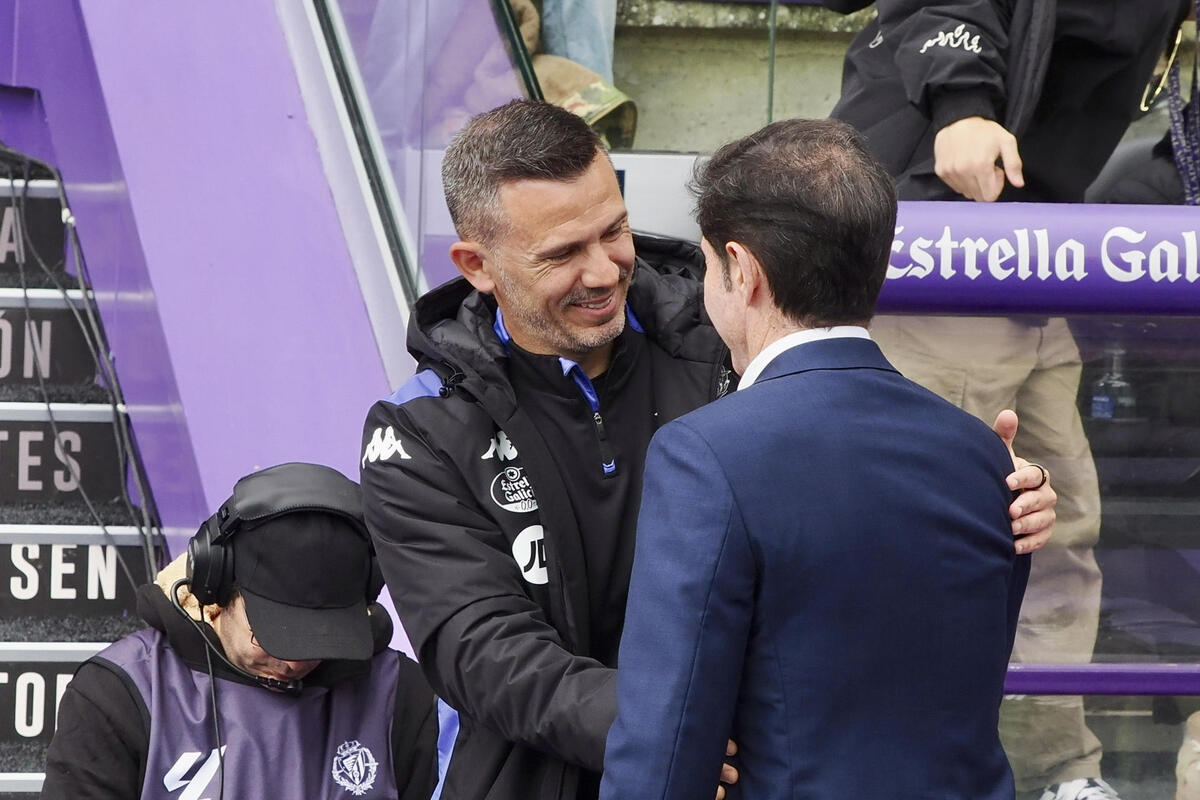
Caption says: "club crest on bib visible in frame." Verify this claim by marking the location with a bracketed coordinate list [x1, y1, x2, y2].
[332, 740, 378, 796]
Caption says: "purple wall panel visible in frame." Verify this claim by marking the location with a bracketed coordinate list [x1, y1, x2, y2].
[3, 0, 207, 543]
[2, 0, 393, 553]
[73, 0, 390, 525]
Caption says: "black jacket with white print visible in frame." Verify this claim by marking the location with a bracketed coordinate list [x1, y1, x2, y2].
[829, 0, 1188, 202]
[360, 235, 729, 800]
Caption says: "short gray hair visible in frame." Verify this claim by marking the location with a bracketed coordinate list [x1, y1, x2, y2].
[441, 99, 606, 245]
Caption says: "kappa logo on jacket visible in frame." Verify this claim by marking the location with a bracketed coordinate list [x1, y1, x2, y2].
[163, 747, 225, 800]
[511, 525, 548, 584]
[332, 740, 378, 796]
[480, 431, 518, 461]
[919, 23, 982, 55]
[361, 426, 412, 467]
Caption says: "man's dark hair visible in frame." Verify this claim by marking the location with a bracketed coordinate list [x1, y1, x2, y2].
[442, 99, 607, 245]
[691, 117, 897, 327]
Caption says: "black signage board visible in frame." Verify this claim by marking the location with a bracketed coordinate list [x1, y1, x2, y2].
[0, 195, 64, 279]
[0, 542, 152, 618]
[0, 419, 122, 504]
[0, 657, 95, 745]
[0, 306, 95, 386]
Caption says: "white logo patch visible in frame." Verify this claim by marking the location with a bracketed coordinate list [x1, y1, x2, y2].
[332, 740, 378, 796]
[868, 30, 883, 48]
[919, 23, 982, 55]
[480, 430, 518, 461]
[512, 525, 548, 584]
[490, 466, 538, 513]
[163, 747, 225, 800]
[361, 426, 412, 467]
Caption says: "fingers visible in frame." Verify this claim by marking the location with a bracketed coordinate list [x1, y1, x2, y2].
[1014, 519, 1054, 554]
[999, 136, 1025, 188]
[933, 117, 1021, 202]
[1006, 461, 1051, 494]
[992, 409, 1019, 458]
[1008, 468, 1056, 554]
[716, 738, 739, 799]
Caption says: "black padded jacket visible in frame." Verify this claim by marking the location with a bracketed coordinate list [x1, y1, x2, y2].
[359, 237, 729, 800]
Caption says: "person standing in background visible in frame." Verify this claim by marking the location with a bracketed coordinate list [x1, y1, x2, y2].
[827, 2, 1192, 798]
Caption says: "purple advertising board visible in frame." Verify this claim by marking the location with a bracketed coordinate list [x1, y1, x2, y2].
[880, 201, 1200, 316]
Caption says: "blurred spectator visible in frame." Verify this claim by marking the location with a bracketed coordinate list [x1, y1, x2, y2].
[515, 0, 637, 148]
[539, 0, 618, 83]
[826, 2, 1191, 799]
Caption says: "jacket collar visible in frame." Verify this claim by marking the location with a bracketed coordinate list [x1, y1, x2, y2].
[753, 336, 899, 386]
[406, 247, 727, 407]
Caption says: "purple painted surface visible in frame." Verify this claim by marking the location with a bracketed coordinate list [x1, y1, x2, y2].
[0, 87, 52, 162]
[340, 0, 526, 289]
[1006, 663, 1200, 696]
[2, 0, 393, 555]
[878, 201, 1200, 316]
[71, 1, 391, 531]
[2, 0, 206, 545]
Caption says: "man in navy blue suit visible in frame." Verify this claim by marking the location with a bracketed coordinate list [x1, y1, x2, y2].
[600, 117, 1030, 800]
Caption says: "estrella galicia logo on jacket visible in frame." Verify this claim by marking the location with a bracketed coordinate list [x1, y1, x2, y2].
[511, 525, 548, 584]
[480, 430, 518, 461]
[332, 740, 378, 796]
[361, 426, 412, 467]
[490, 466, 538, 513]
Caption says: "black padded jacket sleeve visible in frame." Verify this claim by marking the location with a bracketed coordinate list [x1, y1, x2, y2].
[392, 653, 441, 800]
[874, 0, 1010, 126]
[361, 400, 616, 772]
[41, 661, 147, 800]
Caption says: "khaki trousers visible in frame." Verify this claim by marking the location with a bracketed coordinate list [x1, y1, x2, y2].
[870, 315, 1104, 792]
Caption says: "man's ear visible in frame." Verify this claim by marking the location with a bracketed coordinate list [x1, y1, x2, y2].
[724, 241, 764, 300]
[449, 241, 496, 294]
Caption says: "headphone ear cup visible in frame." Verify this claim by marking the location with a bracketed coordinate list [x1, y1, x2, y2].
[188, 517, 234, 607]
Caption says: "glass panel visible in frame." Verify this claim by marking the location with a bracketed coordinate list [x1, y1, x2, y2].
[1007, 694, 1198, 800]
[329, 0, 531, 289]
[868, 313, 1200, 669]
[612, 3, 868, 152]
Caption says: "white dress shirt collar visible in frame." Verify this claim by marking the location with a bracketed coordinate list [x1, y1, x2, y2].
[737, 326, 872, 390]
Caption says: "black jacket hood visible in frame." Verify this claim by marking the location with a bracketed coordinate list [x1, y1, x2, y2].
[405, 233, 726, 415]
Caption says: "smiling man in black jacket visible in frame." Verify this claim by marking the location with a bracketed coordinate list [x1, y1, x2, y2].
[360, 98, 1060, 800]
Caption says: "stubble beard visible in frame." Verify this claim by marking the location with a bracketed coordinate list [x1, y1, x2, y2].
[498, 268, 631, 359]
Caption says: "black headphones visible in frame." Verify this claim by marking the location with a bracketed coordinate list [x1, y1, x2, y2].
[186, 462, 383, 607]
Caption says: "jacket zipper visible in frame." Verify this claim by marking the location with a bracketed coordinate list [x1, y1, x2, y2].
[562, 362, 617, 479]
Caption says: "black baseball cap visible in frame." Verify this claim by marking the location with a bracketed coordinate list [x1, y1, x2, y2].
[218, 462, 377, 663]
[233, 510, 374, 662]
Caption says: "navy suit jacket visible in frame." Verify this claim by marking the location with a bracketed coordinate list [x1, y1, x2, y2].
[600, 337, 1030, 800]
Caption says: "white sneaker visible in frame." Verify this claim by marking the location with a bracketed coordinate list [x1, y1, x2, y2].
[1038, 778, 1122, 800]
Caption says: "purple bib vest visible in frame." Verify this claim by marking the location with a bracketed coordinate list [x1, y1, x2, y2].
[96, 628, 401, 799]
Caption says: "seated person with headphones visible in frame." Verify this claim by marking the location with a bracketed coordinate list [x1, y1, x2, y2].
[42, 462, 440, 800]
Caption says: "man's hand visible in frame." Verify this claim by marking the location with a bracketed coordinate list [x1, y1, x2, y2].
[934, 117, 1025, 202]
[716, 739, 739, 800]
[992, 409, 1056, 555]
